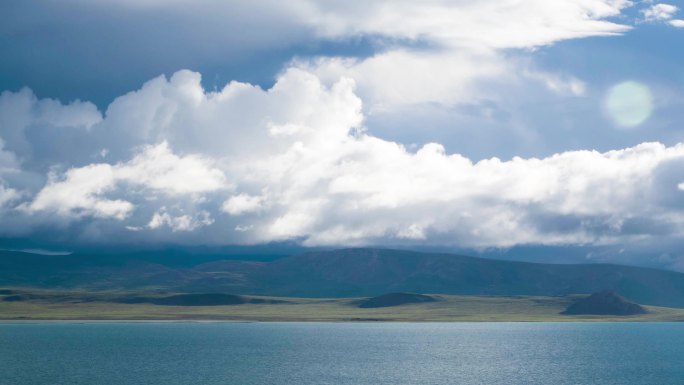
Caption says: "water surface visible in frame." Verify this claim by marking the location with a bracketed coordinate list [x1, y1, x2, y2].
[1, 322, 682, 385]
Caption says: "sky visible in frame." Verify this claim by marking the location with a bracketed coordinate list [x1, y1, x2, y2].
[2, 0, 684, 268]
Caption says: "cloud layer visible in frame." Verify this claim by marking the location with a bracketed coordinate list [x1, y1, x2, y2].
[1, 68, 684, 250]
[2, 0, 684, 260]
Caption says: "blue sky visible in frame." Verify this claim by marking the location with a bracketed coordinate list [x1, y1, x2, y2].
[2, 0, 684, 267]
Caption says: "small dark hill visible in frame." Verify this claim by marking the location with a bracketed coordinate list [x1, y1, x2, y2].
[0, 289, 14, 295]
[358, 292, 436, 308]
[120, 293, 247, 306]
[562, 290, 647, 315]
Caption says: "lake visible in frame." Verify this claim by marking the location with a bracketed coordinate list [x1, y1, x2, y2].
[1, 322, 683, 385]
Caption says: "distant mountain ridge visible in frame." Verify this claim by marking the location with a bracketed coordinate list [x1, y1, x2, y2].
[3, 248, 684, 308]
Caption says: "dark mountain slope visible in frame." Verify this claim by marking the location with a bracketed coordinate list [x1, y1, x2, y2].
[239, 249, 684, 307]
[4, 248, 684, 308]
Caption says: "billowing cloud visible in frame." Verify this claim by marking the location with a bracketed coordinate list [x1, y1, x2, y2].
[233, 132, 684, 247]
[25, 141, 227, 220]
[26, 163, 133, 220]
[0, 69, 684, 251]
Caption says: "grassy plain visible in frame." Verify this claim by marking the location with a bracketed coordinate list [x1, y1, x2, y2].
[2, 288, 684, 322]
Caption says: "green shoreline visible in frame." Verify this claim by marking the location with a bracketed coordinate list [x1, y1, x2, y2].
[3, 289, 684, 322]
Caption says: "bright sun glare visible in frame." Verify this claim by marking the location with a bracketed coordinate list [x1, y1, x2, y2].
[605, 81, 653, 128]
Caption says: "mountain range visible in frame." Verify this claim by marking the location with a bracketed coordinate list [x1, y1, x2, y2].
[3, 248, 684, 308]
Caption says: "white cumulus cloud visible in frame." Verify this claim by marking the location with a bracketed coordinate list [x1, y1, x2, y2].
[27, 163, 132, 220]
[25, 141, 227, 220]
[2, 68, 684, 251]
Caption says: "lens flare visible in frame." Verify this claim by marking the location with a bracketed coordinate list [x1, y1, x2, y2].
[605, 81, 653, 128]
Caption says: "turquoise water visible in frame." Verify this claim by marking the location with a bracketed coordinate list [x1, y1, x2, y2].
[1, 322, 684, 385]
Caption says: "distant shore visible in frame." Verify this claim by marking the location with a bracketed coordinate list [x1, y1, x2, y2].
[3, 289, 684, 322]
